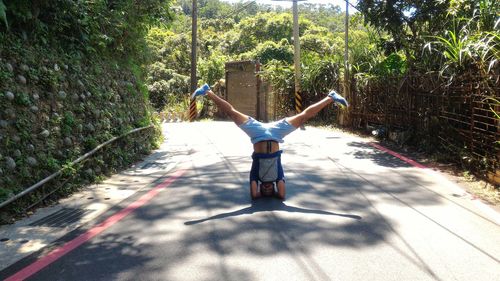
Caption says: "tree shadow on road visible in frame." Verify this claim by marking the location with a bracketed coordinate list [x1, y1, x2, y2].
[347, 141, 414, 168]
[184, 199, 362, 225]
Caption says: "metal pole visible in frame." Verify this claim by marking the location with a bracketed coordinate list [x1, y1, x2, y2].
[344, 1, 349, 98]
[342, 1, 350, 125]
[344, 1, 349, 99]
[292, 0, 302, 114]
[256, 61, 262, 120]
[189, 0, 198, 121]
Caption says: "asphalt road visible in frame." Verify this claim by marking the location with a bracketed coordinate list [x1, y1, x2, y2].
[1, 121, 499, 281]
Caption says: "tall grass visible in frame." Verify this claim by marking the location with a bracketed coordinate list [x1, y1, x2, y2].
[424, 16, 499, 79]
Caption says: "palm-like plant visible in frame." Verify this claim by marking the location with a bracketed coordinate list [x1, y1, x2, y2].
[476, 28, 499, 73]
[482, 96, 500, 145]
[302, 58, 341, 95]
[424, 16, 499, 78]
[424, 28, 472, 77]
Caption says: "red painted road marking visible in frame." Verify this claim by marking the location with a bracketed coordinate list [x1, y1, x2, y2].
[5, 169, 186, 281]
[368, 142, 427, 169]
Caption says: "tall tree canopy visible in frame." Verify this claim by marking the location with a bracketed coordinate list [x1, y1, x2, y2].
[356, 0, 449, 49]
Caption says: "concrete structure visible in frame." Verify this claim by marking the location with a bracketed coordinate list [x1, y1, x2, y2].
[225, 61, 270, 122]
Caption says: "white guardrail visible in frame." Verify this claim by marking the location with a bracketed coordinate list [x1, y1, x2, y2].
[0, 125, 155, 209]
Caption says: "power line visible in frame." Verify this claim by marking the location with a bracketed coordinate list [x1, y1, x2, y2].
[269, 0, 358, 10]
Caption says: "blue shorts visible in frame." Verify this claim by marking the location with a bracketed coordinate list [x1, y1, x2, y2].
[250, 150, 285, 183]
[238, 117, 297, 144]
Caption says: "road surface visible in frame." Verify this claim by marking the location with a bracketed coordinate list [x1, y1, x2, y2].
[1, 121, 499, 281]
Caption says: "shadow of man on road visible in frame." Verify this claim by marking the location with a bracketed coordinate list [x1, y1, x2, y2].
[184, 199, 361, 225]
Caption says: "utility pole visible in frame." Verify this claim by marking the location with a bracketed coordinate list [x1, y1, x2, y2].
[344, 1, 349, 100]
[273, 0, 306, 115]
[292, 0, 302, 115]
[189, 0, 198, 122]
[341, 0, 350, 126]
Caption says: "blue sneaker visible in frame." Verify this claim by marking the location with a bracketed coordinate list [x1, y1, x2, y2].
[328, 90, 348, 107]
[191, 84, 210, 99]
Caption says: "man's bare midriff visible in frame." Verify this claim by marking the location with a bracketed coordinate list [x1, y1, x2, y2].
[253, 140, 280, 153]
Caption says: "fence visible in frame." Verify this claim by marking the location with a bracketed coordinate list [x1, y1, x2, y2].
[348, 73, 499, 183]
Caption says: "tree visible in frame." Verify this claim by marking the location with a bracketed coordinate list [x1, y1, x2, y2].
[356, 0, 449, 49]
[1, 0, 174, 60]
[299, 3, 344, 33]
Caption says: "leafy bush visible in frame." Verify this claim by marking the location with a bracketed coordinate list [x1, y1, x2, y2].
[301, 32, 335, 56]
[147, 62, 176, 82]
[146, 27, 174, 59]
[199, 49, 227, 86]
[0, 0, 7, 29]
[373, 52, 407, 76]
[159, 32, 192, 75]
[424, 19, 499, 78]
[302, 59, 341, 95]
[1, 0, 173, 61]
[247, 40, 294, 65]
[146, 62, 189, 110]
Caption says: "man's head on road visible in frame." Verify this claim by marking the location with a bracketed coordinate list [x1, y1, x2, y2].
[260, 182, 274, 196]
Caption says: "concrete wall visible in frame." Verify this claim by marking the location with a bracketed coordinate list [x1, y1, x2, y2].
[225, 60, 273, 122]
[226, 61, 257, 118]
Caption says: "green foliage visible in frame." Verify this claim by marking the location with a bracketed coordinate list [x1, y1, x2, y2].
[0, 187, 10, 201]
[130, 62, 150, 101]
[198, 49, 227, 85]
[448, 0, 499, 31]
[355, 0, 498, 78]
[424, 17, 499, 77]
[158, 32, 192, 75]
[14, 92, 30, 106]
[261, 60, 294, 85]
[61, 162, 77, 177]
[484, 97, 500, 121]
[302, 59, 341, 95]
[224, 12, 312, 55]
[145, 27, 173, 59]
[0, 0, 7, 29]
[0, 24, 160, 217]
[348, 29, 385, 75]
[83, 137, 98, 151]
[301, 32, 336, 56]
[356, 0, 449, 49]
[136, 116, 151, 128]
[61, 112, 75, 136]
[299, 3, 343, 32]
[44, 156, 61, 172]
[249, 40, 294, 65]
[199, 0, 233, 18]
[260, 60, 295, 115]
[147, 62, 176, 82]
[1, 0, 174, 62]
[147, 0, 360, 116]
[373, 53, 407, 76]
[201, 18, 235, 31]
[146, 62, 189, 110]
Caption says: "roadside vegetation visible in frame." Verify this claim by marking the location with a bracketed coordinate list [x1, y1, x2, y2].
[0, 0, 169, 222]
[145, 0, 498, 196]
[0, 0, 497, 220]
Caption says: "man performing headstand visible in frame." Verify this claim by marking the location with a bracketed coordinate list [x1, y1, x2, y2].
[191, 84, 348, 200]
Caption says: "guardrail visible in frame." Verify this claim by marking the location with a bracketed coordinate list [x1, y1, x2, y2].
[0, 125, 155, 209]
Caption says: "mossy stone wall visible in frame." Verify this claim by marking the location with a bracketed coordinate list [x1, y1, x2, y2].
[0, 35, 161, 217]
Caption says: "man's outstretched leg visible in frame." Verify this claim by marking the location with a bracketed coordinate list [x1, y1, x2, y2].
[192, 84, 249, 125]
[286, 89, 348, 128]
